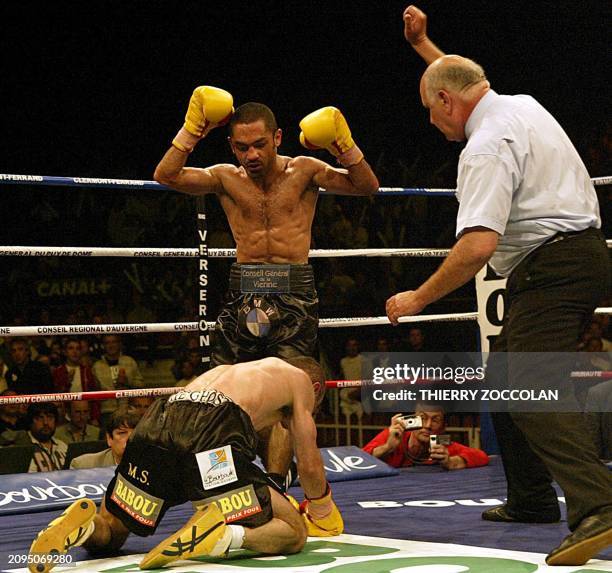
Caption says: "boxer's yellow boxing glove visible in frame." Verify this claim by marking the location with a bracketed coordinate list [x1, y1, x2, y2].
[300, 484, 344, 536]
[172, 86, 234, 153]
[299, 107, 364, 168]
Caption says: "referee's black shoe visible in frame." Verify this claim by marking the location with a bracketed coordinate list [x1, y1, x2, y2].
[482, 504, 561, 524]
[546, 508, 612, 566]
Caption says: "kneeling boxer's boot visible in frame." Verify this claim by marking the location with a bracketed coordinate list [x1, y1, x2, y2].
[140, 503, 229, 569]
[29, 498, 96, 573]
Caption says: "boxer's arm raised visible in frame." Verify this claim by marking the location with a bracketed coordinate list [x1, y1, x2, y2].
[154, 148, 225, 196]
[403, 5, 445, 64]
[307, 157, 379, 196]
[154, 86, 234, 195]
[299, 107, 379, 195]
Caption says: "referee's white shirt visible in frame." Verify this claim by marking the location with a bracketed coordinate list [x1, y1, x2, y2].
[455, 90, 600, 277]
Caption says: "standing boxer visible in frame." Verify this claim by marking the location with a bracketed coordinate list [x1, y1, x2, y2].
[155, 89, 378, 365]
[154, 88, 379, 486]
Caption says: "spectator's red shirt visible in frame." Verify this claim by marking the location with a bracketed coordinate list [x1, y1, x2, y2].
[53, 364, 100, 422]
[363, 429, 489, 468]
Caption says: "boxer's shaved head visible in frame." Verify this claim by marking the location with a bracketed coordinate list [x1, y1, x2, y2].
[284, 356, 325, 409]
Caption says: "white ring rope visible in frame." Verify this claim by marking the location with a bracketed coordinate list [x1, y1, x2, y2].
[0, 246, 451, 258]
[0, 306, 612, 336]
[0, 314, 480, 338]
[3, 309, 611, 338]
[1, 243, 610, 258]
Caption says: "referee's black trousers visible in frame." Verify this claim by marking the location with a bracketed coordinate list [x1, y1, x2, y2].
[489, 228, 612, 530]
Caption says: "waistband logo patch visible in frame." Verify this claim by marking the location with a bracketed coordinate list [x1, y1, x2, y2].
[193, 484, 262, 522]
[168, 388, 232, 406]
[111, 474, 162, 527]
[240, 264, 291, 293]
[196, 444, 238, 490]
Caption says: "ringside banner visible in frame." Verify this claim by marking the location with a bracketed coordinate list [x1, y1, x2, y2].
[0, 467, 113, 515]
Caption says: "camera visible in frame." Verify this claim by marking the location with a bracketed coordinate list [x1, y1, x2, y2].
[430, 434, 451, 448]
[399, 414, 422, 430]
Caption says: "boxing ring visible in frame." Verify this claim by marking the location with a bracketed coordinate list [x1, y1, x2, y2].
[0, 173, 611, 571]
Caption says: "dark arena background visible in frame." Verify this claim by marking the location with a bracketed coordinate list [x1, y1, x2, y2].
[1, 1, 611, 571]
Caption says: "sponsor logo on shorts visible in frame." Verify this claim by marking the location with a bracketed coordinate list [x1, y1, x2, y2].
[239, 298, 278, 337]
[196, 445, 238, 490]
[110, 474, 162, 527]
[168, 388, 232, 406]
[193, 484, 262, 522]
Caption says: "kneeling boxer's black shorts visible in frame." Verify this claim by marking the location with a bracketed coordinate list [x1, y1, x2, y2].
[105, 390, 281, 536]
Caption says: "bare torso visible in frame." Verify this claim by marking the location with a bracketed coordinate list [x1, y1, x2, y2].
[183, 358, 309, 431]
[213, 156, 319, 263]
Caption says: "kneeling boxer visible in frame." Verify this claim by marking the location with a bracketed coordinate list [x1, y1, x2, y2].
[28, 357, 342, 572]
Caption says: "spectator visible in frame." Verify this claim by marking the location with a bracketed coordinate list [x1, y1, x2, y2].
[127, 396, 154, 420]
[70, 410, 140, 469]
[372, 337, 392, 366]
[16, 403, 68, 472]
[175, 359, 197, 387]
[47, 340, 63, 370]
[0, 389, 27, 432]
[583, 337, 611, 371]
[587, 320, 612, 352]
[340, 338, 364, 381]
[186, 348, 206, 378]
[363, 405, 489, 470]
[0, 352, 8, 393]
[0, 389, 28, 446]
[79, 338, 94, 368]
[55, 401, 100, 444]
[92, 335, 144, 429]
[339, 338, 365, 419]
[53, 337, 100, 423]
[406, 327, 428, 352]
[5, 338, 54, 395]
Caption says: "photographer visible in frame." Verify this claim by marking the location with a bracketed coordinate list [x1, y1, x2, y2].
[363, 406, 488, 470]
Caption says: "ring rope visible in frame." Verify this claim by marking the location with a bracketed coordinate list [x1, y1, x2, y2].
[3, 309, 611, 338]
[0, 388, 179, 405]
[2, 370, 610, 406]
[1, 244, 611, 257]
[0, 246, 452, 258]
[1, 173, 610, 193]
[0, 313, 481, 338]
[3, 309, 610, 338]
